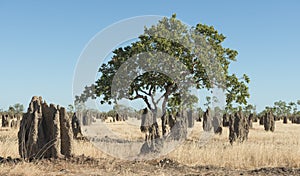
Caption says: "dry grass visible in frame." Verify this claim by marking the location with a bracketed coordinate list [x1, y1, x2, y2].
[169, 120, 300, 169]
[1, 162, 43, 176]
[103, 119, 300, 169]
[1, 119, 300, 175]
[0, 128, 19, 158]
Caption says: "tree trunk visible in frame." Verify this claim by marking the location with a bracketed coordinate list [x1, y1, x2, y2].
[161, 94, 169, 137]
[151, 109, 160, 139]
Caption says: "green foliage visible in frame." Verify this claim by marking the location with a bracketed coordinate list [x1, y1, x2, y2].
[213, 106, 224, 116]
[77, 14, 250, 115]
[167, 93, 198, 113]
[225, 74, 250, 110]
[15, 103, 24, 113]
[106, 109, 117, 117]
[288, 102, 297, 114]
[196, 107, 204, 114]
[259, 100, 300, 117]
[68, 104, 75, 113]
[273, 100, 291, 116]
[204, 96, 211, 108]
[75, 101, 86, 111]
[75, 85, 96, 104]
[243, 104, 256, 117]
[113, 104, 136, 117]
[7, 103, 24, 115]
[8, 106, 15, 115]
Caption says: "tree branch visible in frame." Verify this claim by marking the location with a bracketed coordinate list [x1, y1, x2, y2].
[139, 87, 150, 96]
[129, 90, 153, 110]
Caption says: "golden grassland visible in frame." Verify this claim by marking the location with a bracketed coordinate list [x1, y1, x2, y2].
[0, 120, 300, 175]
[171, 121, 300, 169]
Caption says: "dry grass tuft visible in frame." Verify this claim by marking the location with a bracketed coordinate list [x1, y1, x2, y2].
[0, 128, 19, 158]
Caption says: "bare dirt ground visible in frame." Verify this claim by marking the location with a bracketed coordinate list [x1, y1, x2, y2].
[1, 156, 300, 176]
[1, 120, 300, 175]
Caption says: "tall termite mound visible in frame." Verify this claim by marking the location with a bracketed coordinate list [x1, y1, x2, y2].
[203, 108, 212, 132]
[264, 111, 275, 132]
[18, 96, 73, 160]
[229, 111, 249, 144]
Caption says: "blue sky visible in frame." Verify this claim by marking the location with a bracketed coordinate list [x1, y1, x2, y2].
[0, 0, 300, 112]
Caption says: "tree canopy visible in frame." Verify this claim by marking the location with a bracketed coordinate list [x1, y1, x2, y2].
[76, 14, 250, 115]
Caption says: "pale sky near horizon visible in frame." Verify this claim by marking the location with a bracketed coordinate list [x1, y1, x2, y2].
[1, 0, 300, 112]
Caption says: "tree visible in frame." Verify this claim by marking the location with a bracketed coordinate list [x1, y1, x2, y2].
[8, 106, 15, 115]
[288, 102, 297, 115]
[204, 96, 211, 108]
[167, 93, 198, 114]
[243, 104, 256, 117]
[297, 100, 300, 115]
[113, 104, 137, 118]
[266, 106, 276, 114]
[75, 85, 97, 106]
[213, 106, 224, 119]
[78, 14, 250, 139]
[13, 103, 24, 114]
[273, 100, 290, 117]
[68, 104, 75, 113]
[106, 109, 117, 118]
[196, 107, 204, 121]
[75, 101, 86, 112]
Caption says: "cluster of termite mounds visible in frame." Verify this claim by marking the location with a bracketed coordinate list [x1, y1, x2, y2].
[145, 106, 300, 147]
[15, 96, 130, 160]
[1, 113, 22, 129]
[258, 112, 275, 132]
[290, 116, 300, 124]
[257, 112, 300, 125]
[76, 110, 128, 124]
[10, 95, 299, 160]
[139, 108, 192, 154]
[139, 106, 259, 152]
[202, 108, 223, 135]
[202, 107, 277, 144]
[202, 109, 250, 144]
